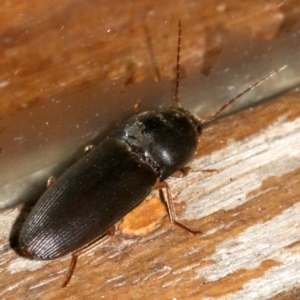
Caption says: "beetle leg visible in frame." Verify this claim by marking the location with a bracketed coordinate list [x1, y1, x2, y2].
[62, 252, 78, 288]
[134, 99, 142, 112]
[170, 166, 191, 178]
[156, 182, 202, 235]
[47, 176, 57, 188]
[171, 168, 218, 179]
[84, 144, 96, 154]
[62, 230, 114, 287]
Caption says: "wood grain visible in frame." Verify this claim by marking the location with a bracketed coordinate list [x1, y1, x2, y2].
[0, 0, 290, 118]
[1, 88, 300, 299]
[1, 1, 300, 300]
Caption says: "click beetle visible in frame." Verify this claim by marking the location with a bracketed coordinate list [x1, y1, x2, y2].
[17, 20, 286, 286]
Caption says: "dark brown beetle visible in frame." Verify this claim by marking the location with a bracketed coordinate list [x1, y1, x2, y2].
[17, 21, 285, 286]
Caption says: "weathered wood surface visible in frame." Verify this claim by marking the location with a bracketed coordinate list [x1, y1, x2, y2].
[1, 1, 300, 300]
[1, 90, 300, 299]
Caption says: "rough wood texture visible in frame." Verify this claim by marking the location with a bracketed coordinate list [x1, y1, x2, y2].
[1, 1, 300, 299]
[1, 89, 300, 299]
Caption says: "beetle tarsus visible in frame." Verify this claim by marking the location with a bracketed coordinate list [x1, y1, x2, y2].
[157, 182, 202, 235]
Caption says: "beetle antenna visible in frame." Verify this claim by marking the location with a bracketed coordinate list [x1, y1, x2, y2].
[174, 20, 182, 107]
[202, 65, 287, 123]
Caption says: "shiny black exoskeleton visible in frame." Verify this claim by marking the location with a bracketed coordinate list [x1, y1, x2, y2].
[18, 107, 201, 260]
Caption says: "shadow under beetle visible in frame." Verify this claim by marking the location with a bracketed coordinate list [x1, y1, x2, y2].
[17, 20, 286, 286]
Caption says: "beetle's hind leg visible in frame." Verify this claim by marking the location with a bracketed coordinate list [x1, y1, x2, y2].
[62, 252, 79, 288]
[62, 230, 114, 287]
[156, 182, 202, 235]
